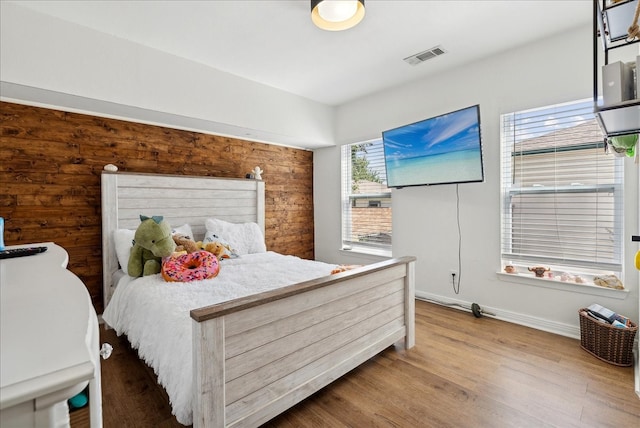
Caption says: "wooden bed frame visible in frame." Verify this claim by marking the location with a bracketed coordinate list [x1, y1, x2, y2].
[101, 170, 416, 428]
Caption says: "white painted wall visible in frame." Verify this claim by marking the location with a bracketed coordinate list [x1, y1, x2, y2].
[314, 25, 640, 337]
[0, 2, 333, 149]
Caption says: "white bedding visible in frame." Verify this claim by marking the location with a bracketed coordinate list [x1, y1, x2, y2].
[102, 251, 336, 426]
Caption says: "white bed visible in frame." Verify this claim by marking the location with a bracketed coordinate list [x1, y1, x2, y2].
[101, 170, 416, 427]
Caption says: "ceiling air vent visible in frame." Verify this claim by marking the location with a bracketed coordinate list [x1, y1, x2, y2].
[403, 45, 446, 66]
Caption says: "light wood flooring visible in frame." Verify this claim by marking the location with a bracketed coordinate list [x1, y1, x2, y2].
[74, 300, 640, 427]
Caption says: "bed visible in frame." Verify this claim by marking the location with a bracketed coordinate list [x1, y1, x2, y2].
[100, 170, 416, 427]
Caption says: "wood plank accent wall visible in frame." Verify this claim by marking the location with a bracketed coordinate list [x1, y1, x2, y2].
[0, 101, 315, 313]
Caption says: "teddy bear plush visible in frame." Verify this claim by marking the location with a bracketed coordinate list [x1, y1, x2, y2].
[201, 241, 228, 259]
[199, 232, 238, 259]
[128, 215, 177, 277]
[172, 233, 200, 254]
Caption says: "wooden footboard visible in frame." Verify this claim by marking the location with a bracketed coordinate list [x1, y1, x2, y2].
[190, 256, 415, 428]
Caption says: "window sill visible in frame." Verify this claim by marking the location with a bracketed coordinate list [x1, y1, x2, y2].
[496, 271, 630, 300]
[340, 246, 391, 259]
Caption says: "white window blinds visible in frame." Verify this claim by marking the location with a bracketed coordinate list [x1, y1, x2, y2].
[341, 140, 392, 254]
[500, 99, 624, 272]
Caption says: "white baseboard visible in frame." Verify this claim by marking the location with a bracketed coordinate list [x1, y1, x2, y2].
[415, 291, 580, 339]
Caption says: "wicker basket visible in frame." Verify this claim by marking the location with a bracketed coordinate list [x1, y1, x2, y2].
[578, 309, 637, 366]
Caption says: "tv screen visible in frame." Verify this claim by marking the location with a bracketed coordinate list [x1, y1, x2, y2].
[382, 105, 484, 188]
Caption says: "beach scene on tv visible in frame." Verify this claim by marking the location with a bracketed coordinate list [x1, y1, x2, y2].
[383, 106, 484, 188]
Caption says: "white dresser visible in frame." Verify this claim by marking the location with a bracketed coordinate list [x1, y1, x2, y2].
[0, 242, 102, 427]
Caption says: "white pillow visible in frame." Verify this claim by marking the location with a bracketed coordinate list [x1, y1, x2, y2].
[113, 223, 193, 275]
[113, 229, 135, 275]
[205, 218, 266, 255]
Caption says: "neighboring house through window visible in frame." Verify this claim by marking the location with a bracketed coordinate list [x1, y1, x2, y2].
[341, 139, 392, 256]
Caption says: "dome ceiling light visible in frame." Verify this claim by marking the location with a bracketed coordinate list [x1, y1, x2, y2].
[311, 0, 365, 31]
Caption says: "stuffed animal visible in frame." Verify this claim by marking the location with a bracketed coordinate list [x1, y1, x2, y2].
[172, 233, 200, 254]
[331, 264, 363, 275]
[198, 232, 238, 259]
[128, 215, 177, 277]
[201, 241, 228, 259]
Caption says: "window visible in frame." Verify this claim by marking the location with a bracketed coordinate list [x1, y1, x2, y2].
[341, 139, 392, 255]
[500, 99, 623, 274]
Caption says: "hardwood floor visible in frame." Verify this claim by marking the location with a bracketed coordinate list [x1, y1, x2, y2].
[85, 300, 640, 427]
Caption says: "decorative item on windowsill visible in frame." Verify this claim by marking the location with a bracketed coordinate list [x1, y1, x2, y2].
[592, 274, 625, 290]
[528, 266, 550, 278]
[503, 264, 517, 274]
[560, 272, 574, 282]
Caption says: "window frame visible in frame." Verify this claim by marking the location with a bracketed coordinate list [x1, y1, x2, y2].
[499, 99, 624, 280]
[341, 139, 392, 257]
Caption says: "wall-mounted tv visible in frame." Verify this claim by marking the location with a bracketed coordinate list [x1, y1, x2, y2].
[382, 105, 484, 188]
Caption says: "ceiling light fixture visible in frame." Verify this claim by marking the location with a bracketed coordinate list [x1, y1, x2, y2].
[311, 0, 365, 31]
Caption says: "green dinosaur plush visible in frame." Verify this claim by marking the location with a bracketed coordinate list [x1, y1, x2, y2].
[127, 215, 177, 277]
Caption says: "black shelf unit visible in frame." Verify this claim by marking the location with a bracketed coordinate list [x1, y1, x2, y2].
[592, 0, 639, 139]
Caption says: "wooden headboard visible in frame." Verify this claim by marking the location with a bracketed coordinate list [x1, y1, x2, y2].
[101, 170, 265, 308]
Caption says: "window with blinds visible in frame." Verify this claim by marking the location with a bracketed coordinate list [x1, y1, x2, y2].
[500, 99, 624, 273]
[341, 139, 392, 255]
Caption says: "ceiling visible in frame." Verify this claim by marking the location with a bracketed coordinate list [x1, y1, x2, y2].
[11, 0, 593, 107]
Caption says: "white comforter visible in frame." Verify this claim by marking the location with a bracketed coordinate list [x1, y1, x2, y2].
[102, 252, 336, 426]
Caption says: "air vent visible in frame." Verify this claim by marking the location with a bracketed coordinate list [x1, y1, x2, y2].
[403, 46, 446, 66]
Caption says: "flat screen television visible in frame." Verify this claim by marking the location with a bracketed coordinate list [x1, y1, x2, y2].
[382, 105, 484, 188]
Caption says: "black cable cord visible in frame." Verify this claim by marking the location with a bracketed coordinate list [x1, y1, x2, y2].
[453, 183, 462, 294]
